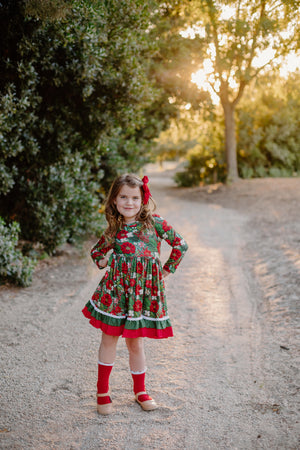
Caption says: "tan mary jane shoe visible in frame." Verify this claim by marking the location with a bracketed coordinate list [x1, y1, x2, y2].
[135, 391, 157, 411]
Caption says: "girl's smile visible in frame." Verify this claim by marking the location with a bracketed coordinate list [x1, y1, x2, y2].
[114, 185, 142, 224]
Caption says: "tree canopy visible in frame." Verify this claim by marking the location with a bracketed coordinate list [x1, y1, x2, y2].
[151, 0, 300, 180]
[0, 0, 173, 257]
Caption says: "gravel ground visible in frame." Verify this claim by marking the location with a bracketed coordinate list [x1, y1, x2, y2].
[1, 166, 299, 450]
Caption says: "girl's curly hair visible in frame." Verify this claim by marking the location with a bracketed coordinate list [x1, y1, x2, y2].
[103, 173, 156, 242]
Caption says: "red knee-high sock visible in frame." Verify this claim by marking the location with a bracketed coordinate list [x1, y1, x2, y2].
[131, 370, 152, 402]
[97, 361, 113, 405]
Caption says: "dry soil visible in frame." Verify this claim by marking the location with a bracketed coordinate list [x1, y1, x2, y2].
[1, 165, 299, 449]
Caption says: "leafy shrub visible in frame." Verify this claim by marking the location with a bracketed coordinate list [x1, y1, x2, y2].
[0, 218, 36, 287]
[0, 0, 168, 263]
[174, 73, 300, 187]
[173, 117, 227, 187]
[237, 73, 300, 178]
[174, 146, 227, 187]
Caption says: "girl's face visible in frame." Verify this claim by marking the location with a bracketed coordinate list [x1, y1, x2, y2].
[114, 184, 142, 224]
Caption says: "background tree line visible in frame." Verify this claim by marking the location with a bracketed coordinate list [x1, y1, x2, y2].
[1, 0, 299, 286]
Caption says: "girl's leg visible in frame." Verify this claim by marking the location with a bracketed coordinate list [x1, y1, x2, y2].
[125, 337, 146, 372]
[98, 332, 119, 364]
[97, 332, 119, 415]
[126, 337, 157, 411]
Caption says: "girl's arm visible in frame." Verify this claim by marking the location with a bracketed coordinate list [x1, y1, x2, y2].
[90, 235, 113, 270]
[154, 215, 188, 274]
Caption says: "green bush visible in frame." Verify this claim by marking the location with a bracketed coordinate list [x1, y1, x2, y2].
[0, 218, 36, 287]
[0, 1, 169, 262]
[174, 147, 227, 187]
[237, 73, 300, 178]
[173, 117, 227, 187]
[173, 73, 300, 187]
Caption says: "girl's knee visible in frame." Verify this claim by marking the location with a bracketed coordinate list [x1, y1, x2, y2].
[126, 337, 144, 354]
[101, 332, 119, 348]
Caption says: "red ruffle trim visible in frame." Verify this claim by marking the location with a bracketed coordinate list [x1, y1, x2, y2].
[82, 306, 173, 339]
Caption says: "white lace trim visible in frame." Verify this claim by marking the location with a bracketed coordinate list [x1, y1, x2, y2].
[131, 368, 147, 375]
[127, 315, 169, 322]
[89, 300, 169, 322]
[90, 299, 126, 319]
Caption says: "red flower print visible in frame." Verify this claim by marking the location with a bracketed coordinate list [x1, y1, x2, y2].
[114, 306, 122, 314]
[171, 249, 182, 259]
[133, 300, 142, 312]
[122, 262, 128, 274]
[139, 233, 150, 243]
[152, 266, 158, 276]
[130, 279, 136, 287]
[144, 249, 152, 257]
[151, 286, 158, 296]
[150, 300, 159, 314]
[106, 280, 114, 290]
[136, 262, 143, 274]
[145, 280, 152, 288]
[121, 242, 136, 254]
[98, 236, 106, 245]
[135, 284, 143, 296]
[92, 251, 103, 259]
[110, 259, 115, 269]
[173, 236, 181, 246]
[101, 293, 112, 308]
[117, 230, 128, 240]
[92, 292, 100, 301]
[162, 220, 172, 232]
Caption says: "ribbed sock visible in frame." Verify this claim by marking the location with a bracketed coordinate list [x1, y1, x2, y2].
[131, 369, 152, 402]
[97, 361, 113, 405]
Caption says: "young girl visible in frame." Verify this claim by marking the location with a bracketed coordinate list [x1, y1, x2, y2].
[82, 173, 188, 414]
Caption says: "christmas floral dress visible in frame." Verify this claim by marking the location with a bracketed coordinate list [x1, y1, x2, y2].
[82, 214, 188, 339]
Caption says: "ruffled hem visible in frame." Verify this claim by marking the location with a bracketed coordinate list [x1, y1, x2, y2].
[82, 305, 173, 339]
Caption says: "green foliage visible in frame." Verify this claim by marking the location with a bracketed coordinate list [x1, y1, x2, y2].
[172, 72, 300, 186]
[0, 0, 167, 262]
[0, 218, 37, 287]
[174, 142, 227, 186]
[237, 72, 300, 178]
[170, 116, 227, 186]
[174, 149, 226, 186]
[150, 0, 300, 181]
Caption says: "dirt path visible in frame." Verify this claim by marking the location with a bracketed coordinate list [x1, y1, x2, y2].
[1, 168, 299, 449]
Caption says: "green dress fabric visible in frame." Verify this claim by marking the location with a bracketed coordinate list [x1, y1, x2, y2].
[82, 214, 188, 339]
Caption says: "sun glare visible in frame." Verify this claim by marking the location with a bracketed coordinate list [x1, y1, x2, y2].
[191, 66, 219, 105]
[279, 52, 300, 77]
[252, 48, 276, 69]
[219, 5, 235, 20]
[184, 5, 299, 105]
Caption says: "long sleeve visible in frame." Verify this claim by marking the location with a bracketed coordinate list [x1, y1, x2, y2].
[153, 214, 188, 274]
[90, 235, 113, 270]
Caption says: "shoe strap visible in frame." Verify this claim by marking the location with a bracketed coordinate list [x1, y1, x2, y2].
[135, 391, 147, 397]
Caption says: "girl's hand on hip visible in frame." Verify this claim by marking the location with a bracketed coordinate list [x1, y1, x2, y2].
[99, 256, 109, 268]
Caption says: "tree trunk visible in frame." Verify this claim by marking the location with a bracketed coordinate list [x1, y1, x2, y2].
[222, 101, 239, 183]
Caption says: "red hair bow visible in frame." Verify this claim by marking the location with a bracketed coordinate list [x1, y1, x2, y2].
[142, 176, 151, 204]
